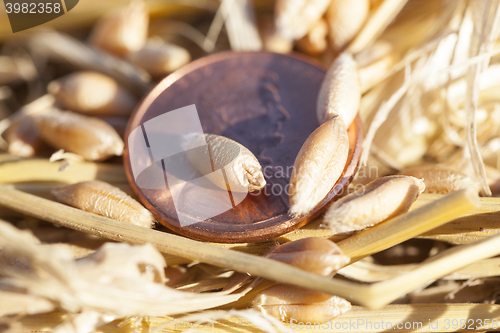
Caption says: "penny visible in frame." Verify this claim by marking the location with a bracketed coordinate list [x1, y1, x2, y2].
[124, 51, 362, 243]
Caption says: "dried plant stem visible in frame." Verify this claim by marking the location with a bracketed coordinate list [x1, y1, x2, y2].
[348, 0, 409, 53]
[0, 159, 127, 184]
[337, 188, 479, 262]
[360, 65, 411, 166]
[412, 193, 500, 244]
[29, 31, 151, 95]
[176, 278, 231, 293]
[0, 186, 365, 304]
[340, 258, 500, 283]
[0, 186, 483, 309]
[174, 304, 500, 332]
[7, 183, 132, 199]
[281, 193, 500, 246]
[363, 231, 500, 309]
[220, 0, 262, 51]
[19, 303, 500, 332]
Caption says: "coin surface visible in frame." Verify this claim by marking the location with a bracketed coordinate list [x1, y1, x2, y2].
[124, 51, 362, 243]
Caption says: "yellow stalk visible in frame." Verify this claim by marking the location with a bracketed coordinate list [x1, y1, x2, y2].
[18, 303, 500, 332]
[337, 189, 480, 262]
[0, 159, 127, 184]
[340, 258, 500, 282]
[348, 0, 409, 53]
[0, 186, 486, 309]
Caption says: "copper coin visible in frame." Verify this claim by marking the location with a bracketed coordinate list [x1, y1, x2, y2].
[124, 51, 362, 243]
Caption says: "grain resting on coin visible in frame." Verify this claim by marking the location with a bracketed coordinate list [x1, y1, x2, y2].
[317, 53, 361, 127]
[183, 133, 266, 193]
[289, 115, 349, 216]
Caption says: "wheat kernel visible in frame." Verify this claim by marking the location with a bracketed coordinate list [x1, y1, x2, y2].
[52, 180, 154, 228]
[317, 53, 361, 127]
[183, 133, 266, 193]
[34, 109, 124, 161]
[253, 284, 351, 322]
[48, 72, 137, 117]
[88, 1, 149, 57]
[322, 175, 425, 233]
[289, 116, 349, 216]
[400, 165, 480, 194]
[266, 237, 350, 277]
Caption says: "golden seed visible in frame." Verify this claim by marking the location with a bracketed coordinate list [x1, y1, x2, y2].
[296, 18, 329, 55]
[266, 237, 350, 277]
[48, 71, 137, 117]
[184, 134, 266, 193]
[88, 1, 149, 57]
[51, 180, 154, 228]
[317, 53, 361, 127]
[400, 165, 480, 194]
[253, 284, 351, 322]
[128, 40, 191, 78]
[274, 0, 331, 41]
[322, 175, 425, 233]
[289, 116, 349, 216]
[34, 109, 124, 161]
[6, 115, 44, 158]
[327, 0, 369, 50]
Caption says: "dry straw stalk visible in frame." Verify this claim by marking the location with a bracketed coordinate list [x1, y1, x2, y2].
[0, 159, 127, 184]
[0, 186, 488, 309]
[337, 188, 479, 262]
[348, 0, 409, 53]
[142, 304, 500, 333]
[340, 257, 500, 283]
[17, 304, 500, 332]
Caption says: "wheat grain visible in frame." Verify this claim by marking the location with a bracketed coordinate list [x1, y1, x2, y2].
[322, 175, 425, 233]
[88, 1, 149, 57]
[128, 40, 191, 78]
[253, 284, 351, 322]
[51, 180, 154, 228]
[266, 237, 350, 277]
[400, 165, 480, 194]
[34, 109, 124, 161]
[183, 133, 266, 193]
[289, 116, 349, 216]
[327, 0, 369, 50]
[317, 53, 361, 127]
[48, 72, 137, 117]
